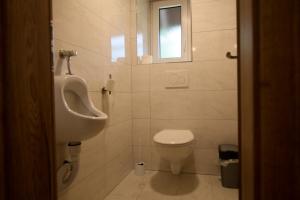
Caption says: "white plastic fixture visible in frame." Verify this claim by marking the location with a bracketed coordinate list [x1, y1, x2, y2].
[165, 70, 189, 88]
[54, 75, 107, 143]
[153, 129, 194, 175]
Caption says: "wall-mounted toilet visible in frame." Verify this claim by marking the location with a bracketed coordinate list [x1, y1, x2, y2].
[153, 129, 194, 175]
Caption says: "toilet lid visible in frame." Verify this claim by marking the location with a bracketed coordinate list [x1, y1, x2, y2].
[153, 129, 194, 145]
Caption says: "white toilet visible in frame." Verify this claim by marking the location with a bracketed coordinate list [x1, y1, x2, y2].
[153, 129, 194, 175]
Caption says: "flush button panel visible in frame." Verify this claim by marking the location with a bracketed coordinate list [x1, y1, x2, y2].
[165, 70, 189, 88]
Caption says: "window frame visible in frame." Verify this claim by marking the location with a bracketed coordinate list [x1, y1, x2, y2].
[151, 0, 191, 63]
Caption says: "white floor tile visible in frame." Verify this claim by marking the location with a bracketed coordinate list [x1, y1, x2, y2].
[104, 171, 238, 200]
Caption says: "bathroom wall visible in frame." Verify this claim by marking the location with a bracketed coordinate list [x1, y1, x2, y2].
[52, 0, 133, 199]
[132, 0, 238, 174]
[135, 0, 151, 61]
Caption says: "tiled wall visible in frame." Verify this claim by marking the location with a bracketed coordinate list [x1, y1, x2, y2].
[52, 0, 133, 199]
[53, 0, 237, 198]
[136, 0, 151, 58]
[132, 0, 238, 175]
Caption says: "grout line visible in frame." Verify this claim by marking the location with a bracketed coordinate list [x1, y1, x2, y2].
[131, 89, 238, 93]
[140, 58, 236, 65]
[105, 119, 132, 128]
[130, 36, 136, 167]
[148, 63, 153, 170]
[75, 0, 132, 36]
[148, 60, 237, 67]
[149, 118, 238, 121]
[192, 27, 237, 34]
[54, 37, 132, 66]
[89, 91, 132, 94]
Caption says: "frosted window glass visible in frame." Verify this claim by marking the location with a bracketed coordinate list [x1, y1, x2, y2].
[159, 6, 181, 59]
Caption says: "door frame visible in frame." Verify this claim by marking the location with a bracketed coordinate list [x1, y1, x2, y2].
[0, 0, 5, 196]
[237, 0, 256, 199]
[0, 0, 56, 199]
[238, 0, 300, 199]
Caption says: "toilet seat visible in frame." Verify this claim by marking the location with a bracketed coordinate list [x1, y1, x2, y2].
[153, 129, 194, 145]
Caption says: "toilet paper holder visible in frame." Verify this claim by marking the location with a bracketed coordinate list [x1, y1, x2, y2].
[102, 74, 115, 95]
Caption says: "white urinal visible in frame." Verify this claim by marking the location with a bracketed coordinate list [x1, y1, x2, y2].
[54, 75, 107, 143]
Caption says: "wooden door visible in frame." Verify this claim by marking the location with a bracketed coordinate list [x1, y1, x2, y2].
[0, 0, 56, 199]
[1, 0, 6, 198]
[238, 0, 300, 199]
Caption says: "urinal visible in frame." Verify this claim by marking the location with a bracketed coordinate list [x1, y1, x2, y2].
[54, 75, 107, 143]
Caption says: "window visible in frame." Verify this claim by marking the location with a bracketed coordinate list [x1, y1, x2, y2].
[152, 0, 191, 63]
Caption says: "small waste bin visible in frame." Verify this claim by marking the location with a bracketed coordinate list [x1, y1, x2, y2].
[218, 144, 239, 188]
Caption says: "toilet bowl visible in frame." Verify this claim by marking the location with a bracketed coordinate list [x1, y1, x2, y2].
[153, 129, 194, 175]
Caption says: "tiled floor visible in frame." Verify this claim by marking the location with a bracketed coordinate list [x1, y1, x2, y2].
[104, 171, 238, 200]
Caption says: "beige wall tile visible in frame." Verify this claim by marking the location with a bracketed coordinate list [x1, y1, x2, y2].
[193, 120, 238, 149]
[106, 93, 132, 126]
[105, 121, 132, 163]
[130, 12, 137, 38]
[132, 92, 150, 119]
[192, 30, 237, 61]
[151, 90, 238, 120]
[132, 65, 150, 92]
[133, 119, 151, 146]
[53, 0, 111, 57]
[101, 0, 132, 35]
[76, 0, 103, 19]
[191, 0, 236, 32]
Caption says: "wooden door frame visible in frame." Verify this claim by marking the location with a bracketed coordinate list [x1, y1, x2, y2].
[0, 0, 56, 199]
[237, 0, 256, 199]
[238, 0, 300, 200]
[0, 0, 6, 198]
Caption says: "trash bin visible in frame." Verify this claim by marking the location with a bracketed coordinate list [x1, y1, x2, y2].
[219, 144, 239, 188]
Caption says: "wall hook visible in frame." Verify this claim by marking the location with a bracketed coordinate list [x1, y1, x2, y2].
[226, 51, 238, 59]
